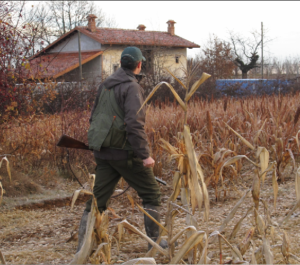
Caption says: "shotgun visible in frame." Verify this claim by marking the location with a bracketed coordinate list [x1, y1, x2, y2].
[56, 134, 167, 186]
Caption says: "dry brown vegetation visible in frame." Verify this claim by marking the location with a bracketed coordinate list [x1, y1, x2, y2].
[2, 77, 300, 263]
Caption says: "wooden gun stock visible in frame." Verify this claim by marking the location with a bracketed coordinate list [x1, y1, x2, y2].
[56, 134, 167, 186]
[56, 134, 90, 150]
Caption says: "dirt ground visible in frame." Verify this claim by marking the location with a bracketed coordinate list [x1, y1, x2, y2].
[1, 168, 300, 264]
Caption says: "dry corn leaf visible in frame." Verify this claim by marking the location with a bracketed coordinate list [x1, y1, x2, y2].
[219, 189, 251, 233]
[270, 226, 276, 243]
[230, 207, 253, 239]
[185, 72, 211, 102]
[169, 171, 181, 203]
[220, 156, 257, 185]
[280, 200, 300, 225]
[257, 147, 269, 184]
[119, 220, 168, 257]
[159, 138, 178, 155]
[70, 189, 93, 211]
[0, 182, 3, 206]
[164, 67, 187, 90]
[272, 169, 279, 209]
[169, 231, 206, 264]
[126, 193, 135, 211]
[281, 230, 290, 260]
[189, 174, 199, 214]
[136, 204, 167, 233]
[184, 125, 205, 218]
[258, 162, 276, 179]
[252, 174, 260, 214]
[253, 119, 267, 143]
[0, 250, 6, 265]
[296, 167, 300, 201]
[121, 258, 156, 264]
[287, 149, 296, 174]
[198, 234, 208, 264]
[89, 173, 96, 191]
[224, 122, 255, 150]
[170, 226, 197, 245]
[295, 130, 300, 152]
[261, 199, 271, 227]
[137, 81, 186, 113]
[196, 162, 210, 220]
[239, 227, 255, 256]
[218, 233, 243, 261]
[262, 237, 274, 264]
[290, 254, 300, 262]
[254, 209, 265, 236]
[250, 240, 258, 264]
[0, 157, 11, 182]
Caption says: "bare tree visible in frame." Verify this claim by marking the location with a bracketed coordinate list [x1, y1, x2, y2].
[22, 1, 118, 47]
[229, 31, 264, 79]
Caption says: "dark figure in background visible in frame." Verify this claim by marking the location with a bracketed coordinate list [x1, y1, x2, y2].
[76, 46, 167, 252]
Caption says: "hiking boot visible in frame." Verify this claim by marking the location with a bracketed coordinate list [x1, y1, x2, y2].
[143, 204, 168, 250]
[76, 210, 89, 253]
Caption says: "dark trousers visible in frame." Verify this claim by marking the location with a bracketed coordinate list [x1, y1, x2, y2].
[85, 156, 161, 212]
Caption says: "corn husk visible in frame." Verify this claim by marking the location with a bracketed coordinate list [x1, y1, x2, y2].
[254, 209, 265, 236]
[256, 147, 269, 184]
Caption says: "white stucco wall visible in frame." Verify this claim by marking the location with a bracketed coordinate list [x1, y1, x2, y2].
[152, 47, 187, 79]
[100, 45, 187, 80]
[49, 32, 101, 53]
[101, 45, 124, 77]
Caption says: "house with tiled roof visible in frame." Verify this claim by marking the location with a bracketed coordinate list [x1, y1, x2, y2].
[28, 15, 200, 83]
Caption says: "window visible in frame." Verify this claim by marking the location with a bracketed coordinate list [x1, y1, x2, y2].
[175, 56, 179, 64]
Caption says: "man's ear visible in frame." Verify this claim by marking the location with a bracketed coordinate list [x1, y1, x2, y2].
[137, 61, 142, 68]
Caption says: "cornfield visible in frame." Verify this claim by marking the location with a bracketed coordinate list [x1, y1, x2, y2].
[2, 66, 300, 264]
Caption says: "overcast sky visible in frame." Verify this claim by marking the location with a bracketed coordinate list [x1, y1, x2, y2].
[97, 1, 300, 61]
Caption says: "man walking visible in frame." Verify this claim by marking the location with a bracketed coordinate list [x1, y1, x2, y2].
[77, 46, 167, 252]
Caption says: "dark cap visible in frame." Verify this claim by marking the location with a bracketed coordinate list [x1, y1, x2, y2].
[121, 46, 146, 62]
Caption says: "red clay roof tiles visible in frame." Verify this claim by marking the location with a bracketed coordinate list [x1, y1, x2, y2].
[77, 26, 200, 48]
[28, 51, 102, 79]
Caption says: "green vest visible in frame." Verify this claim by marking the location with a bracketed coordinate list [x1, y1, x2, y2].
[88, 85, 132, 151]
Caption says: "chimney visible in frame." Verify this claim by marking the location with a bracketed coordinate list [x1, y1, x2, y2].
[167, 20, 176, 36]
[137, 24, 146, 31]
[87, 14, 97, 32]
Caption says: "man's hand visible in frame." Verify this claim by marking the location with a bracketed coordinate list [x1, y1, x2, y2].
[143, 157, 155, 168]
